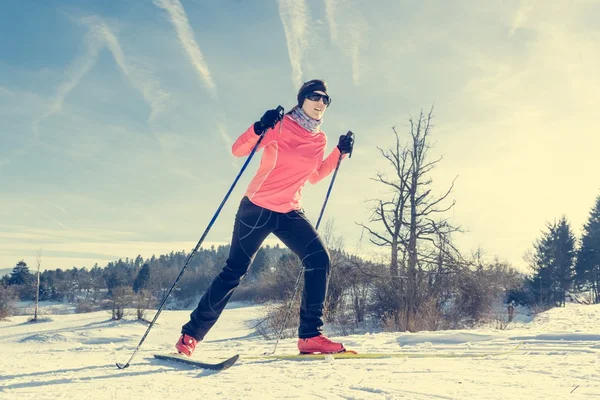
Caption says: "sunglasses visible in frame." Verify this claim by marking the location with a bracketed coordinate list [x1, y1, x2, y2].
[305, 92, 331, 106]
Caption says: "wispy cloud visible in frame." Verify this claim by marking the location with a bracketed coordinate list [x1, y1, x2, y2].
[32, 14, 170, 148]
[510, 0, 536, 37]
[324, 0, 339, 42]
[0, 223, 291, 270]
[0, 86, 14, 96]
[0, 225, 135, 242]
[216, 121, 233, 149]
[349, 28, 363, 84]
[0, 223, 233, 270]
[277, 0, 309, 88]
[22, 202, 71, 231]
[82, 16, 170, 122]
[153, 0, 217, 95]
[216, 121, 239, 167]
[323, 0, 366, 85]
[31, 28, 104, 144]
[167, 166, 203, 182]
[49, 202, 67, 213]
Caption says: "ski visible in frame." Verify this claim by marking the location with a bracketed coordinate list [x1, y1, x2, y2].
[248, 343, 523, 361]
[154, 353, 239, 371]
[254, 352, 494, 361]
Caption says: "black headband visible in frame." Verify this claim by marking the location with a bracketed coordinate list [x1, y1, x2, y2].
[298, 81, 328, 106]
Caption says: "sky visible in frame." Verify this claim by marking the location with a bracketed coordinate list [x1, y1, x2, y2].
[1, 0, 599, 273]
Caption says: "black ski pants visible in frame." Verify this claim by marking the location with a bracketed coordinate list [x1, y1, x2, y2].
[182, 196, 330, 340]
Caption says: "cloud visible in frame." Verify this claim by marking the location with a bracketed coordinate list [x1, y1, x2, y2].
[0, 221, 294, 270]
[216, 121, 240, 168]
[154, 0, 217, 95]
[510, 0, 536, 37]
[324, 0, 339, 42]
[217, 121, 233, 149]
[0, 223, 235, 270]
[82, 17, 170, 122]
[436, 1, 600, 267]
[277, 0, 309, 88]
[167, 166, 203, 182]
[22, 202, 71, 231]
[0, 86, 14, 96]
[31, 27, 104, 144]
[49, 202, 67, 213]
[0, 225, 135, 242]
[348, 28, 364, 84]
[323, 0, 366, 85]
[31, 14, 170, 148]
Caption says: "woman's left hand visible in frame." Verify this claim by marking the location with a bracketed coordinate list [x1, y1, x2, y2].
[337, 134, 354, 155]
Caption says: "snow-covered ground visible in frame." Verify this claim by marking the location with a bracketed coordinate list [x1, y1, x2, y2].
[1, 303, 600, 400]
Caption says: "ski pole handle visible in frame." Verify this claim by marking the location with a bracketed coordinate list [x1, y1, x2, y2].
[345, 130, 355, 158]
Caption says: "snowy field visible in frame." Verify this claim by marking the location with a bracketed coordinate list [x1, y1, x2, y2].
[1, 303, 600, 400]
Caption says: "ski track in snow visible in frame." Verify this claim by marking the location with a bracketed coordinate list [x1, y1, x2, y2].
[1, 303, 600, 399]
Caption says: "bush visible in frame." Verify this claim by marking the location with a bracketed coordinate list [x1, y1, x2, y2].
[259, 253, 304, 302]
[0, 285, 16, 320]
[446, 268, 491, 326]
[132, 290, 155, 322]
[252, 254, 305, 339]
[369, 277, 404, 324]
[110, 286, 134, 320]
[75, 300, 94, 314]
[367, 258, 525, 331]
[255, 300, 300, 340]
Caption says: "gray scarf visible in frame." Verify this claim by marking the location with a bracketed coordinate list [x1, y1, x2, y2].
[290, 106, 322, 133]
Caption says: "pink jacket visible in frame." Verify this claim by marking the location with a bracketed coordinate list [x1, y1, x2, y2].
[232, 115, 345, 213]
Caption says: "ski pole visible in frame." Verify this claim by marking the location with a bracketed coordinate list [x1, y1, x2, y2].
[117, 106, 284, 369]
[315, 131, 354, 230]
[268, 130, 354, 355]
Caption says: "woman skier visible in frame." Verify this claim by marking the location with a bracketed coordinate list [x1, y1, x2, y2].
[176, 79, 354, 356]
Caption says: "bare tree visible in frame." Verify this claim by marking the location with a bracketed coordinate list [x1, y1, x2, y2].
[33, 251, 41, 322]
[132, 289, 155, 322]
[359, 107, 460, 331]
[110, 286, 134, 320]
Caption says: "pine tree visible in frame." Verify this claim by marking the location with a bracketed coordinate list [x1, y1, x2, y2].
[575, 196, 600, 303]
[553, 217, 577, 306]
[133, 264, 151, 293]
[8, 261, 34, 286]
[8, 261, 36, 300]
[529, 217, 576, 307]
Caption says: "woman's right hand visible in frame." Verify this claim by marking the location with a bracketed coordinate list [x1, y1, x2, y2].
[254, 108, 284, 135]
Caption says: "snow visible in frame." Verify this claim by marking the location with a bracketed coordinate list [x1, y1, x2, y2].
[1, 303, 600, 399]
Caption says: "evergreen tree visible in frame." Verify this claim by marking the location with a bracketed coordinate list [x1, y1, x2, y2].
[133, 264, 151, 293]
[530, 217, 576, 307]
[575, 195, 600, 303]
[8, 261, 34, 286]
[104, 267, 130, 295]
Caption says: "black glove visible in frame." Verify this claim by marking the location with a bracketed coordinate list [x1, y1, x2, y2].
[254, 108, 284, 136]
[337, 133, 354, 155]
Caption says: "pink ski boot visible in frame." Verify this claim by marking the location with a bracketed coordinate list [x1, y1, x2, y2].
[175, 334, 198, 357]
[297, 334, 345, 354]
